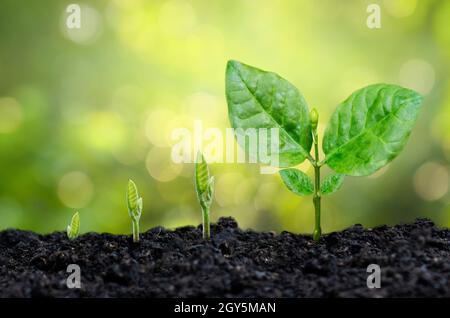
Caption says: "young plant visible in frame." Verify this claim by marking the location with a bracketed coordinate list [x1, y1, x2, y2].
[127, 179, 143, 243]
[67, 211, 80, 240]
[194, 152, 215, 239]
[225, 60, 423, 241]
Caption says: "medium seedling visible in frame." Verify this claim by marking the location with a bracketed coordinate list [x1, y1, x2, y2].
[225, 60, 423, 241]
[127, 179, 143, 243]
[194, 152, 215, 239]
[67, 211, 80, 240]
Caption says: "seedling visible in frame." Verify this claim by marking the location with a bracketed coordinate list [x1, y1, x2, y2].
[67, 211, 80, 240]
[194, 152, 215, 239]
[225, 60, 422, 241]
[127, 179, 143, 243]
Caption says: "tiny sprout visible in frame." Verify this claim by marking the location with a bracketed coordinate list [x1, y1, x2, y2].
[194, 152, 215, 239]
[67, 211, 80, 240]
[127, 179, 143, 243]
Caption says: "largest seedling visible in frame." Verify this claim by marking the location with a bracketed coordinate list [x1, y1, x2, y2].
[225, 60, 423, 240]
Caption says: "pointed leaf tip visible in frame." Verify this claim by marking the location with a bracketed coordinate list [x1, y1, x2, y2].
[127, 179, 139, 212]
[323, 84, 423, 176]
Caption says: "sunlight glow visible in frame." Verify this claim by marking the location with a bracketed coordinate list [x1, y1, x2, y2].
[58, 171, 94, 208]
[0, 97, 23, 133]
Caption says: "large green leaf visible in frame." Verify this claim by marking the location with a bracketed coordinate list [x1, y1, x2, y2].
[323, 84, 422, 176]
[321, 174, 345, 195]
[226, 60, 312, 167]
[279, 168, 314, 196]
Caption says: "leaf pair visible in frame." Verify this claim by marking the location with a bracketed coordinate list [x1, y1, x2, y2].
[226, 60, 423, 178]
[279, 169, 345, 196]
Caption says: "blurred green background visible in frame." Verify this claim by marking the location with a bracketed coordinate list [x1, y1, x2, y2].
[0, 0, 449, 235]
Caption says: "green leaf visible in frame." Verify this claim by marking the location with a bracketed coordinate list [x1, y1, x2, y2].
[226, 60, 312, 167]
[67, 211, 80, 240]
[323, 84, 423, 176]
[195, 152, 214, 208]
[279, 168, 314, 196]
[127, 179, 138, 211]
[321, 174, 345, 195]
[127, 179, 142, 220]
[195, 152, 209, 195]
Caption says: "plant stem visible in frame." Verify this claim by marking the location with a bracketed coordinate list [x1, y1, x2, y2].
[132, 219, 139, 243]
[312, 127, 322, 241]
[202, 207, 210, 239]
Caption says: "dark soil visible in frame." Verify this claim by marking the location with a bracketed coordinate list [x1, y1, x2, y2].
[0, 217, 448, 297]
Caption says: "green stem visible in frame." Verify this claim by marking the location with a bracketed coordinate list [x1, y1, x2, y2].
[312, 129, 322, 241]
[132, 219, 140, 243]
[202, 207, 210, 239]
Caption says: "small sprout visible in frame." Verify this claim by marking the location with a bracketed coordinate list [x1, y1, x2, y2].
[226, 60, 423, 241]
[67, 211, 80, 240]
[127, 179, 143, 243]
[195, 152, 214, 239]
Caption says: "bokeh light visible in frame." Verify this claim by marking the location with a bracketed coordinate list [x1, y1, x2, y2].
[432, 1, 450, 54]
[158, 0, 196, 37]
[58, 171, 94, 208]
[384, 0, 418, 18]
[145, 109, 177, 147]
[80, 111, 126, 152]
[186, 92, 222, 123]
[146, 146, 183, 182]
[413, 162, 449, 202]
